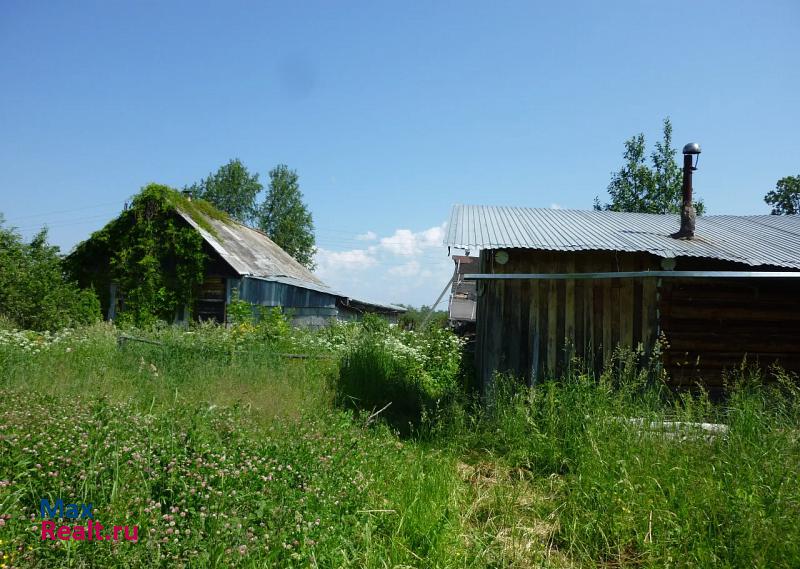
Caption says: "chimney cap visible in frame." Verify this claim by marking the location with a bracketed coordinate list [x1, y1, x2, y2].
[682, 142, 701, 155]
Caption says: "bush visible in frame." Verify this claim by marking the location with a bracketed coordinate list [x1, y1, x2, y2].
[336, 316, 463, 431]
[0, 221, 100, 331]
[256, 305, 291, 342]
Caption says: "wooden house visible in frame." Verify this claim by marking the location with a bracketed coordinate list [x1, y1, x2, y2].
[444, 204, 800, 390]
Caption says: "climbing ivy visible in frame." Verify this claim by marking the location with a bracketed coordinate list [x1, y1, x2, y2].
[67, 184, 213, 325]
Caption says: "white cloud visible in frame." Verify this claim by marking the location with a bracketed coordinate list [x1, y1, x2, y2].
[379, 224, 445, 256]
[356, 230, 377, 241]
[380, 229, 416, 256]
[388, 260, 421, 277]
[313, 222, 452, 307]
[315, 247, 377, 273]
[550, 203, 562, 209]
[418, 225, 445, 247]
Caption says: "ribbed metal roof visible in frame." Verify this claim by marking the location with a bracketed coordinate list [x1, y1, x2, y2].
[445, 205, 800, 269]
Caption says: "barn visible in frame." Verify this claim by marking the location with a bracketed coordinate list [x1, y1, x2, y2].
[444, 204, 800, 391]
[175, 204, 404, 326]
[68, 186, 404, 326]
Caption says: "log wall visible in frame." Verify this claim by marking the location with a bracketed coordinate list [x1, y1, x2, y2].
[659, 278, 800, 388]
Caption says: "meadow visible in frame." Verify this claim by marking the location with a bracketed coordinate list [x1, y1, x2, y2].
[1, 318, 798, 568]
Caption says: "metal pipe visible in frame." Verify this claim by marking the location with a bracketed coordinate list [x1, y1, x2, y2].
[675, 142, 701, 239]
[420, 272, 455, 328]
[677, 153, 696, 237]
[464, 270, 800, 281]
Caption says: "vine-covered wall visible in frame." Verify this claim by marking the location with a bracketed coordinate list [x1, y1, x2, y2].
[66, 184, 224, 325]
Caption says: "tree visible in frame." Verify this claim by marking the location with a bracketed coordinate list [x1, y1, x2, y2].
[397, 304, 448, 330]
[764, 175, 800, 215]
[255, 164, 316, 269]
[595, 118, 705, 215]
[0, 217, 100, 331]
[186, 159, 263, 223]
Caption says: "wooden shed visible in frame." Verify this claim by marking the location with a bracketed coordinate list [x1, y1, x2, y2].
[444, 205, 800, 391]
[176, 205, 404, 325]
[68, 188, 404, 325]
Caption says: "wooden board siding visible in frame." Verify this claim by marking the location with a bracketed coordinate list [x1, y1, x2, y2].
[474, 248, 800, 391]
[659, 278, 800, 387]
[475, 249, 660, 388]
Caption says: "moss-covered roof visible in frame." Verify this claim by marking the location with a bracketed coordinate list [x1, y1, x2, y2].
[155, 187, 232, 237]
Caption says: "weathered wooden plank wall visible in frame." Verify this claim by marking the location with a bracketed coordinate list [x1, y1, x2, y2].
[474, 249, 800, 390]
[475, 249, 660, 388]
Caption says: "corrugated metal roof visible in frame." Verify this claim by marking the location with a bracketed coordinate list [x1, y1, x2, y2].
[444, 205, 800, 269]
[179, 209, 405, 313]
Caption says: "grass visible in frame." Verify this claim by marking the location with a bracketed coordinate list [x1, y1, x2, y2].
[0, 324, 467, 568]
[460, 370, 800, 568]
[1, 322, 799, 567]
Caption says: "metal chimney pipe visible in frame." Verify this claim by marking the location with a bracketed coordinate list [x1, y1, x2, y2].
[674, 142, 701, 239]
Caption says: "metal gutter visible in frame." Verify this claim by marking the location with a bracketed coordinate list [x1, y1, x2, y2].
[464, 271, 800, 281]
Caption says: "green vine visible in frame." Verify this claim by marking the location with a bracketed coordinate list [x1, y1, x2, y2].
[67, 184, 212, 325]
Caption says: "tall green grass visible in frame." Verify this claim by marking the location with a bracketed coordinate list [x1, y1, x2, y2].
[460, 367, 800, 568]
[0, 323, 469, 568]
[0, 323, 334, 419]
[335, 319, 463, 433]
[2, 322, 799, 567]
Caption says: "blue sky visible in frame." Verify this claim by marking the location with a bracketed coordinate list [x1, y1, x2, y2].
[1, 1, 798, 307]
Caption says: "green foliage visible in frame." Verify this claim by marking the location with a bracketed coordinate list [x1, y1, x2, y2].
[596, 117, 706, 215]
[256, 164, 316, 269]
[764, 174, 800, 214]
[225, 288, 253, 326]
[67, 184, 208, 326]
[186, 158, 263, 223]
[336, 315, 464, 431]
[185, 160, 317, 269]
[161, 187, 232, 236]
[3, 319, 798, 567]
[0, 219, 100, 331]
[460, 366, 800, 567]
[225, 290, 292, 344]
[0, 322, 463, 568]
[397, 304, 449, 330]
[256, 305, 292, 342]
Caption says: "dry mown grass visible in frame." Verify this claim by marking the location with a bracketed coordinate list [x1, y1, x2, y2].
[457, 459, 576, 568]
